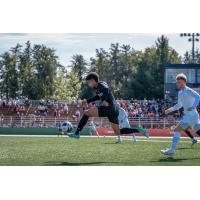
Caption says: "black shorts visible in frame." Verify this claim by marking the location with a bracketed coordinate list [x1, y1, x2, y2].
[98, 106, 119, 124]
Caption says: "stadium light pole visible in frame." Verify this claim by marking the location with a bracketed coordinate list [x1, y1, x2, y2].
[180, 33, 200, 64]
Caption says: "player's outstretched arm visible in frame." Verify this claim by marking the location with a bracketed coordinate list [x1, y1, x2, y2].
[165, 92, 182, 115]
[86, 95, 100, 104]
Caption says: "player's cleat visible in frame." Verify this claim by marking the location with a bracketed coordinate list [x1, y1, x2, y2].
[137, 125, 149, 138]
[68, 133, 80, 139]
[161, 148, 175, 156]
[191, 138, 198, 147]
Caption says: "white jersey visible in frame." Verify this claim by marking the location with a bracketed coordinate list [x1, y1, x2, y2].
[171, 86, 200, 113]
[170, 86, 200, 131]
[89, 121, 96, 132]
[118, 107, 130, 128]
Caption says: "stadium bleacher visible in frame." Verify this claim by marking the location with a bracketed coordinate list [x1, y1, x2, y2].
[0, 98, 188, 129]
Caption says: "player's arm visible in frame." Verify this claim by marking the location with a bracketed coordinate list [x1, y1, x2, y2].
[97, 85, 110, 106]
[165, 93, 182, 115]
[99, 86, 109, 102]
[187, 88, 200, 111]
[86, 95, 100, 104]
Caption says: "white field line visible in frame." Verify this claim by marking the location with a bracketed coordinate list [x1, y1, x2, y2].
[0, 134, 198, 143]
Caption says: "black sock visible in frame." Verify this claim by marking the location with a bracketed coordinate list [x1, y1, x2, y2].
[120, 128, 139, 135]
[196, 130, 200, 137]
[185, 129, 194, 140]
[75, 114, 89, 134]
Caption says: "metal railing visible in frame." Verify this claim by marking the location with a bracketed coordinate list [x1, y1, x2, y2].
[0, 116, 179, 129]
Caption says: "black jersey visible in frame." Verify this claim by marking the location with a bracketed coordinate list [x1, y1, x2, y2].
[87, 81, 119, 124]
[87, 81, 116, 107]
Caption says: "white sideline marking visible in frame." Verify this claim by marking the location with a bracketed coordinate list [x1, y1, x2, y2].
[0, 134, 197, 144]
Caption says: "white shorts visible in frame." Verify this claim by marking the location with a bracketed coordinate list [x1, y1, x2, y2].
[179, 110, 200, 131]
[119, 119, 130, 129]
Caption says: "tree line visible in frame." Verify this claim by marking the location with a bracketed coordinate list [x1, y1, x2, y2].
[0, 35, 199, 100]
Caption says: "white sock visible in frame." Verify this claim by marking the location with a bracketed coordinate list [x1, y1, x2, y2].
[117, 135, 121, 141]
[132, 134, 137, 142]
[170, 132, 180, 151]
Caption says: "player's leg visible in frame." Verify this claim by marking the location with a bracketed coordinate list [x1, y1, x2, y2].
[184, 114, 200, 145]
[193, 119, 200, 136]
[120, 128, 138, 134]
[120, 128, 137, 142]
[185, 128, 194, 140]
[106, 108, 122, 143]
[161, 123, 186, 156]
[95, 130, 100, 138]
[110, 122, 122, 143]
[68, 108, 99, 138]
[184, 128, 197, 146]
[98, 106, 122, 142]
[120, 126, 149, 138]
[118, 118, 140, 142]
[191, 122, 200, 145]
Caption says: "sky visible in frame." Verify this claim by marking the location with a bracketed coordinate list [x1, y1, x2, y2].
[0, 33, 197, 66]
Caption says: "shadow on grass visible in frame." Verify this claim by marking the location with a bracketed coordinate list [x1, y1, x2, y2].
[45, 161, 127, 166]
[151, 157, 200, 163]
[104, 142, 121, 145]
[176, 147, 193, 150]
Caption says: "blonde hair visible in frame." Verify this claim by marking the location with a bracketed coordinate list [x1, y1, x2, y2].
[176, 73, 187, 82]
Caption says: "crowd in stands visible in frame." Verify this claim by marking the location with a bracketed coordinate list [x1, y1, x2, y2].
[1, 98, 200, 120]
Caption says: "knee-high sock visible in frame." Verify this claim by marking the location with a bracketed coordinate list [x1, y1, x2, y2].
[196, 130, 200, 137]
[75, 114, 89, 134]
[170, 132, 180, 151]
[185, 129, 194, 140]
[120, 128, 139, 135]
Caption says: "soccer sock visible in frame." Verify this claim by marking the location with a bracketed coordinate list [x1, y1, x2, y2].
[132, 134, 137, 142]
[75, 114, 89, 134]
[170, 132, 180, 151]
[185, 129, 194, 140]
[196, 130, 200, 137]
[116, 135, 121, 141]
[120, 128, 139, 135]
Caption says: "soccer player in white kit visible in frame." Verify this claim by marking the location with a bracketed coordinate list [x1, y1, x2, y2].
[116, 103, 149, 143]
[88, 120, 100, 137]
[161, 73, 200, 156]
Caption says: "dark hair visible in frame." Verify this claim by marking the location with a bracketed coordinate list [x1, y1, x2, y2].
[85, 72, 99, 82]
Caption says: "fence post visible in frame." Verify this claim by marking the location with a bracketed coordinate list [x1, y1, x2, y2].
[151, 118, 153, 129]
[10, 116, 12, 126]
[21, 117, 22, 127]
[163, 117, 165, 129]
[55, 117, 57, 126]
[139, 117, 141, 126]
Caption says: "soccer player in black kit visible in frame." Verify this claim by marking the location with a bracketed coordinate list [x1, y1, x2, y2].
[68, 72, 121, 139]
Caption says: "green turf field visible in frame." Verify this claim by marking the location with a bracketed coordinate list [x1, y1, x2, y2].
[0, 136, 200, 166]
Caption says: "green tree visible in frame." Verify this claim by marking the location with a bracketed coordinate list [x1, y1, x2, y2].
[18, 41, 35, 98]
[125, 35, 181, 99]
[90, 48, 110, 83]
[70, 54, 87, 81]
[32, 44, 60, 99]
[0, 51, 19, 98]
[54, 68, 81, 101]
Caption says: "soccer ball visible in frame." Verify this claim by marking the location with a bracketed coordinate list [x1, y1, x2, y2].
[58, 121, 73, 135]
